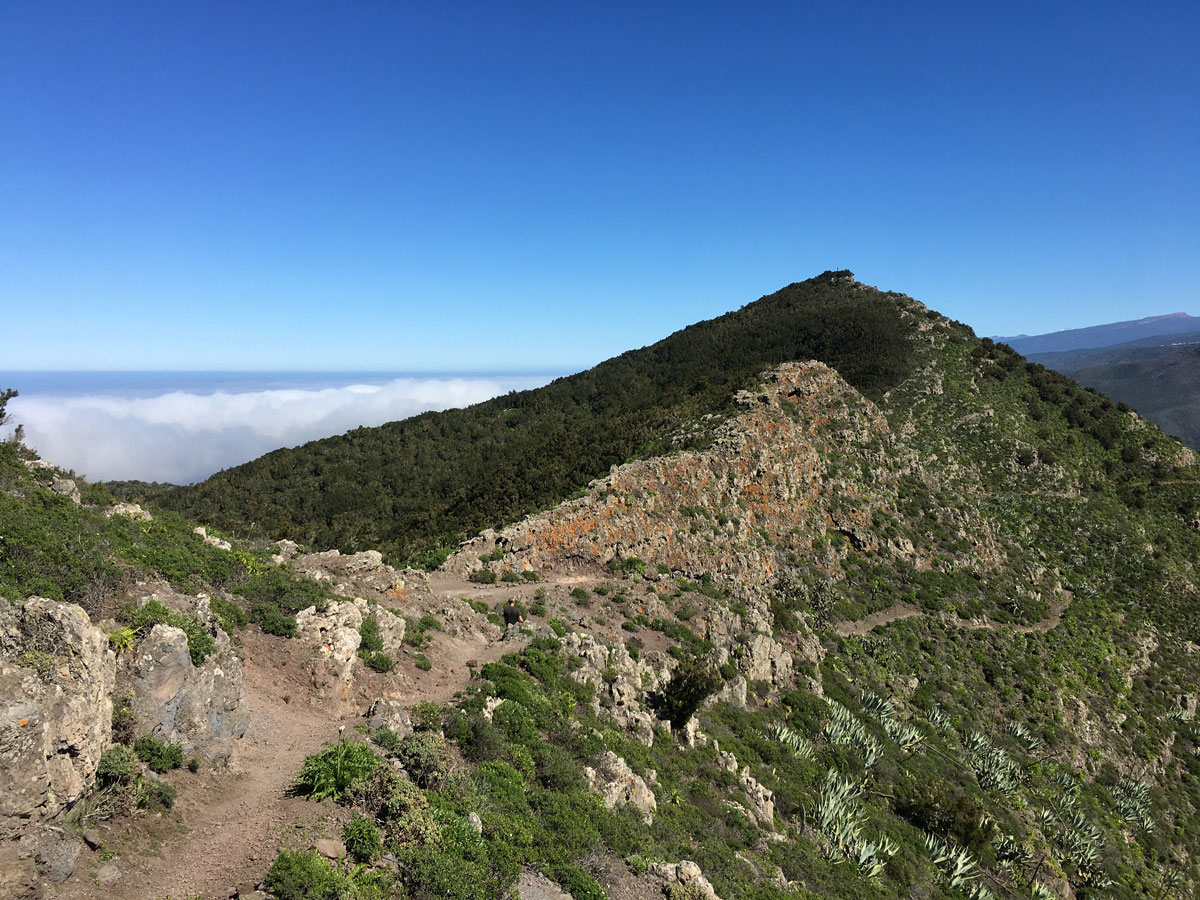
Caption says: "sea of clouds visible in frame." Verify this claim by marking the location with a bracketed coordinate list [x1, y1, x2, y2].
[6, 374, 553, 485]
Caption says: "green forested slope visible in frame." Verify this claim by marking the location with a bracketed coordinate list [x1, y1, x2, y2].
[149, 272, 921, 563]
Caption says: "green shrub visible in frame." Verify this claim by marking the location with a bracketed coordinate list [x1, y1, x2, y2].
[263, 850, 349, 900]
[294, 739, 378, 802]
[359, 613, 384, 653]
[134, 736, 184, 773]
[139, 779, 176, 810]
[547, 618, 567, 637]
[521, 570, 540, 582]
[645, 652, 722, 730]
[469, 569, 497, 584]
[396, 731, 449, 788]
[342, 813, 383, 864]
[208, 595, 247, 634]
[414, 652, 432, 670]
[501, 570, 520, 583]
[96, 745, 138, 786]
[357, 768, 440, 848]
[118, 600, 214, 665]
[570, 587, 590, 601]
[416, 614, 442, 633]
[111, 692, 137, 745]
[362, 650, 394, 673]
[551, 864, 606, 900]
[250, 602, 297, 637]
[411, 700, 443, 731]
[372, 727, 401, 755]
[238, 567, 332, 615]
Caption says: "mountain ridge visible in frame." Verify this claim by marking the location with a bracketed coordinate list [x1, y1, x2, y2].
[997, 312, 1200, 355]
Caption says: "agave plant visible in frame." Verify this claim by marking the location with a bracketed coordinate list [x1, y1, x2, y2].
[813, 771, 896, 878]
[963, 731, 1022, 794]
[1111, 778, 1155, 833]
[825, 701, 882, 768]
[925, 833, 990, 898]
[926, 703, 954, 735]
[1006, 720, 1042, 753]
[768, 722, 815, 762]
[991, 832, 1033, 870]
[1029, 882, 1059, 900]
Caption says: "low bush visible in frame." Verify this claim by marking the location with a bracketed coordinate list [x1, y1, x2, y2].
[469, 569, 497, 584]
[208, 595, 247, 634]
[342, 813, 383, 864]
[262, 850, 369, 900]
[372, 727, 401, 755]
[118, 600, 214, 665]
[294, 739, 378, 802]
[134, 736, 184, 773]
[411, 700, 443, 732]
[396, 731, 449, 788]
[96, 746, 138, 787]
[139, 779, 176, 810]
[251, 602, 297, 637]
[362, 650, 394, 673]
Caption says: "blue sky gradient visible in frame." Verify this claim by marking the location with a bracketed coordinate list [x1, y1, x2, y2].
[3, 1, 1197, 370]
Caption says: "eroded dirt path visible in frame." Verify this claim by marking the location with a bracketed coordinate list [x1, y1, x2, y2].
[59, 633, 342, 900]
[57, 610, 525, 900]
[836, 591, 1074, 638]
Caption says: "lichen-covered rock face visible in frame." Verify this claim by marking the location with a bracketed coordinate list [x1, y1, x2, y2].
[372, 605, 407, 655]
[648, 860, 722, 900]
[562, 632, 670, 745]
[366, 698, 413, 738]
[450, 361, 1003, 605]
[583, 750, 657, 822]
[716, 749, 776, 830]
[120, 610, 248, 761]
[0, 597, 116, 839]
[296, 599, 364, 710]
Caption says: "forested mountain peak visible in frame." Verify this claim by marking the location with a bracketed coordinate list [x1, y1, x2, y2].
[150, 272, 931, 562]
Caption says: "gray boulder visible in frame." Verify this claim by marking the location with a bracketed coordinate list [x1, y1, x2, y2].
[120, 611, 248, 760]
[0, 597, 116, 838]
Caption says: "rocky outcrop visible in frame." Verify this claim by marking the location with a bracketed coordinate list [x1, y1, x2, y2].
[648, 861, 723, 900]
[112, 587, 248, 760]
[449, 363, 1002, 622]
[296, 600, 364, 708]
[717, 748, 775, 830]
[366, 698, 413, 738]
[0, 597, 116, 838]
[105, 501, 152, 521]
[193, 526, 231, 551]
[562, 632, 671, 745]
[372, 606, 407, 655]
[120, 617, 247, 760]
[583, 751, 657, 822]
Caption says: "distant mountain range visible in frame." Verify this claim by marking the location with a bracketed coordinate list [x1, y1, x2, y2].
[996, 315, 1200, 449]
[997, 312, 1200, 354]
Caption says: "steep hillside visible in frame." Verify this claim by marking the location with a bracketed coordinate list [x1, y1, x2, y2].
[5, 275, 1200, 900]
[148, 271, 921, 563]
[426, 298, 1200, 899]
[1027, 336, 1200, 450]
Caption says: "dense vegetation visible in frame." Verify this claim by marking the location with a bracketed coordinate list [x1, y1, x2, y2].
[1028, 336, 1200, 450]
[137, 272, 919, 564]
[0, 440, 336, 635]
[6, 275, 1200, 899]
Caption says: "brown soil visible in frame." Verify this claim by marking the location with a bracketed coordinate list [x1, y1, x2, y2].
[51, 568, 698, 898]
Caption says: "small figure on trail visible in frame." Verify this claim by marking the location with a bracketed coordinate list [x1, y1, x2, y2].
[501, 598, 524, 640]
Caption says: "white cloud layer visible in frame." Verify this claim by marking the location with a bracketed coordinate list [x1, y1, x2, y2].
[10, 376, 551, 484]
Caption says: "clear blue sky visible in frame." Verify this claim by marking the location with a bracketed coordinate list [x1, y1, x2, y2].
[3, 1, 1197, 371]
